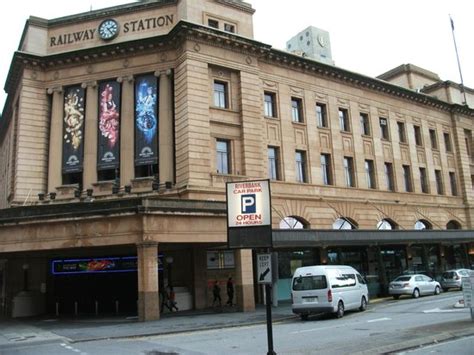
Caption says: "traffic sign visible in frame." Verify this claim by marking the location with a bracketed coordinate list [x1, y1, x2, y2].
[257, 253, 272, 284]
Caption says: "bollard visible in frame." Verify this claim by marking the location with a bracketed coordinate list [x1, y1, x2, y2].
[55, 302, 59, 317]
[95, 300, 99, 316]
[115, 300, 119, 315]
[74, 301, 78, 316]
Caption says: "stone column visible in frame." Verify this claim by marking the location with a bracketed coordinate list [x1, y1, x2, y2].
[82, 81, 98, 190]
[47, 87, 64, 193]
[158, 69, 174, 185]
[235, 249, 255, 312]
[119, 76, 135, 186]
[192, 248, 207, 310]
[137, 242, 160, 321]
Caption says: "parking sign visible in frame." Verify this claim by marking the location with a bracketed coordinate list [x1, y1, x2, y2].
[226, 180, 271, 228]
[226, 179, 273, 248]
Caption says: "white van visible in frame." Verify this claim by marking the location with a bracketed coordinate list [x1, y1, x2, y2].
[291, 265, 369, 320]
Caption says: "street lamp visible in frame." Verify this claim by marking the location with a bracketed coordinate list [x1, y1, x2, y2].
[22, 264, 29, 292]
[165, 256, 174, 288]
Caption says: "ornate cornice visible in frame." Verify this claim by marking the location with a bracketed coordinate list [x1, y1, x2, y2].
[3, 20, 474, 127]
[261, 49, 474, 117]
[215, 0, 255, 14]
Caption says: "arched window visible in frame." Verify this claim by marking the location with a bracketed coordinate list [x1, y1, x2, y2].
[446, 220, 461, 229]
[279, 216, 306, 229]
[414, 220, 432, 230]
[333, 217, 357, 230]
[377, 219, 397, 230]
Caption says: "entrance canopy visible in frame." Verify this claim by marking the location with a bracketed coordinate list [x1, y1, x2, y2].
[272, 229, 474, 248]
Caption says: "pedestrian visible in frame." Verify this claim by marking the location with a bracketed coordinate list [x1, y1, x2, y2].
[160, 285, 171, 313]
[226, 276, 234, 306]
[212, 280, 222, 307]
[168, 286, 179, 312]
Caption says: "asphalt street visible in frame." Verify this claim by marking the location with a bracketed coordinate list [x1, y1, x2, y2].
[1, 291, 472, 354]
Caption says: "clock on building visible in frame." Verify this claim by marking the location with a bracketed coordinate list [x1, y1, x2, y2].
[98, 19, 119, 40]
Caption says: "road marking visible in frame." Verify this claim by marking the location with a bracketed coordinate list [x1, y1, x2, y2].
[423, 307, 467, 313]
[367, 317, 391, 323]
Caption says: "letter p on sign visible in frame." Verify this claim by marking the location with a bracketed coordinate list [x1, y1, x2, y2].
[241, 194, 256, 214]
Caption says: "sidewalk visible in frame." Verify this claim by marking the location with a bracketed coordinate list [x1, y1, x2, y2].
[0, 303, 296, 348]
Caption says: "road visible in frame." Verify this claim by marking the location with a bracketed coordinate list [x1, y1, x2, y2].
[400, 335, 474, 354]
[3, 291, 473, 355]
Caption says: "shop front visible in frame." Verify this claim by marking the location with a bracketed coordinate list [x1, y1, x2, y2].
[272, 229, 474, 300]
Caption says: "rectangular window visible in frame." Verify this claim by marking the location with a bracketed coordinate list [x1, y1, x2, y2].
[379, 117, 389, 140]
[397, 121, 407, 143]
[449, 172, 458, 196]
[360, 113, 370, 136]
[208, 19, 219, 29]
[384, 162, 394, 191]
[264, 92, 276, 118]
[343, 157, 355, 187]
[207, 250, 235, 269]
[316, 103, 328, 128]
[291, 98, 304, 123]
[414, 125, 423, 146]
[365, 160, 376, 189]
[419, 167, 428, 193]
[268, 147, 280, 180]
[216, 139, 230, 174]
[429, 129, 438, 149]
[402, 165, 412, 192]
[321, 154, 332, 185]
[295, 150, 307, 183]
[224, 23, 235, 33]
[435, 169, 444, 195]
[444, 133, 452, 152]
[339, 108, 350, 132]
[213, 81, 228, 109]
[465, 130, 472, 158]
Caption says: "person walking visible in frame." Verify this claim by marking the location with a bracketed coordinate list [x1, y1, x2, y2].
[168, 286, 179, 312]
[212, 280, 222, 307]
[160, 286, 171, 313]
[226, 277, 234, 306]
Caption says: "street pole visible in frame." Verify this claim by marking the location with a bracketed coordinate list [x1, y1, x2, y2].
[265, 282, 276, 355]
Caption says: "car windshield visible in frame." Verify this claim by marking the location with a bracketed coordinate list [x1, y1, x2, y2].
[393, 276, 411, 282]
[293, 275, 327, 291]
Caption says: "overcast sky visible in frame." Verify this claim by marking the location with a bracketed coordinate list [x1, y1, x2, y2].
[1, 0, 473, 110]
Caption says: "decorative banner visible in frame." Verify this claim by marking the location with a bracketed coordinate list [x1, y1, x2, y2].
[62, 86, 85, 173]
[134, 74, 158, 166]
[97, 81, 121, 170]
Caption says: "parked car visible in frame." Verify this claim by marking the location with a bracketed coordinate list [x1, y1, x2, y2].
[440, 269, 472, 292]
[291, 265, 369, 320]
[388, 274, 441, 299]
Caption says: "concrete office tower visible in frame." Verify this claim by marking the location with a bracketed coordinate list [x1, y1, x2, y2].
[286, 26, 334, 65]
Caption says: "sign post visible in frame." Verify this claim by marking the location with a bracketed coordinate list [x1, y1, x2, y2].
[257, 253, 275, 354]
[462, 273, 474, 321]
[226, 180, 275, 354]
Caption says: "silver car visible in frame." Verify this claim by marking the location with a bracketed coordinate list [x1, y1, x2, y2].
[389, 274, 441, 299]
[440, 269, 471, 292]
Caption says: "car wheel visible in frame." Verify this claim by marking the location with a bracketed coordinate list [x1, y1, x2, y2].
[442, 287, 449, 292]
[412, 288, 420, 298]
[300, 314, 309, 321]
[359, 297, 367, 311]
[434, 286, 440, 295]
[335, 301, 344, 318]
[393, 295, 400, 300]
